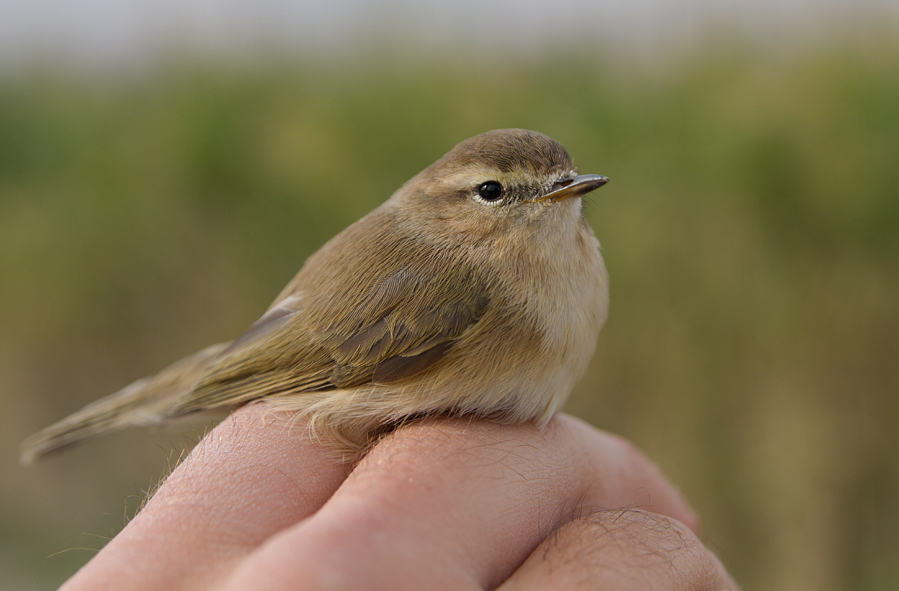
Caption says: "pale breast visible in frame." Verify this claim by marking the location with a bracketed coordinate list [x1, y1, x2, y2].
[524, 223, 607, 382]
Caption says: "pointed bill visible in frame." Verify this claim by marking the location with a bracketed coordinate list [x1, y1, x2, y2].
[535, 174, 609, 203]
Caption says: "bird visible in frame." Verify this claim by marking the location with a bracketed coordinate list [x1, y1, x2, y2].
[20, 128, 610, 464]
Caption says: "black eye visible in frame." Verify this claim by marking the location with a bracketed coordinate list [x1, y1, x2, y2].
[476, 181, 503, 202]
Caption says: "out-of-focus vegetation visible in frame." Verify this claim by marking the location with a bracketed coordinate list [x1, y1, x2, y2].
[2, 35, 898, 590]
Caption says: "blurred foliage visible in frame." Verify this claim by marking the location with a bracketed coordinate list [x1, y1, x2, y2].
[2, 35, 899, 590]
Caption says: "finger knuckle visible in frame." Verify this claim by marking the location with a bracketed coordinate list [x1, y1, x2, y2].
[548, 509, 729, 590]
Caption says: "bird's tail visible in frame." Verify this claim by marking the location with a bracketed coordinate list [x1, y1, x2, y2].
[19, 342, 232, 464]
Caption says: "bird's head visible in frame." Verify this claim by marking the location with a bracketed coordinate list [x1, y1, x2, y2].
[391, 129, 608, 249]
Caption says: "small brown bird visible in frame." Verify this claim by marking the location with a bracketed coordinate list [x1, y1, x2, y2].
[20, 129, 609, 463]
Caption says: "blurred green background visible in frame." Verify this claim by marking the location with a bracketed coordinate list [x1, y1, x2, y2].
[2, 30, 899, 591]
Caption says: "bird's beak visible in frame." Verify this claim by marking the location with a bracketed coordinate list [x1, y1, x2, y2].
[535, 174, 609, 203]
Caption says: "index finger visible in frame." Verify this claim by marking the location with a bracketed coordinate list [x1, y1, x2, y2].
[61, 405, 353, 591]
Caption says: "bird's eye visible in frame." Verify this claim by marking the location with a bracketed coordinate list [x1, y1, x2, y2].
[476, 181, 503, 203]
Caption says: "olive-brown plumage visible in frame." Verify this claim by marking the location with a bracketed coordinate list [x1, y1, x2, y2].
[21, 129, 609, 463]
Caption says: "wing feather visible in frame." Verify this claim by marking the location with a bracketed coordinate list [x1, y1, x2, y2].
[173, 211, 490, 414]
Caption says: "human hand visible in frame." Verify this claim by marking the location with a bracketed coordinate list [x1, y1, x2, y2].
[61, 406, 738, 590]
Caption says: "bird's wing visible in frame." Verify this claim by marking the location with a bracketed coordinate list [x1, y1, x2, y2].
[324, 266, 490, 387]
[173, 234, 489, 413]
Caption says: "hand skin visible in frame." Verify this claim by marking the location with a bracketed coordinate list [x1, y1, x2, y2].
[60, 407, 738, 590]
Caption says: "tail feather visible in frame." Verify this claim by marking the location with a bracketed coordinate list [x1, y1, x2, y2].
[20, 342, 232, 464]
